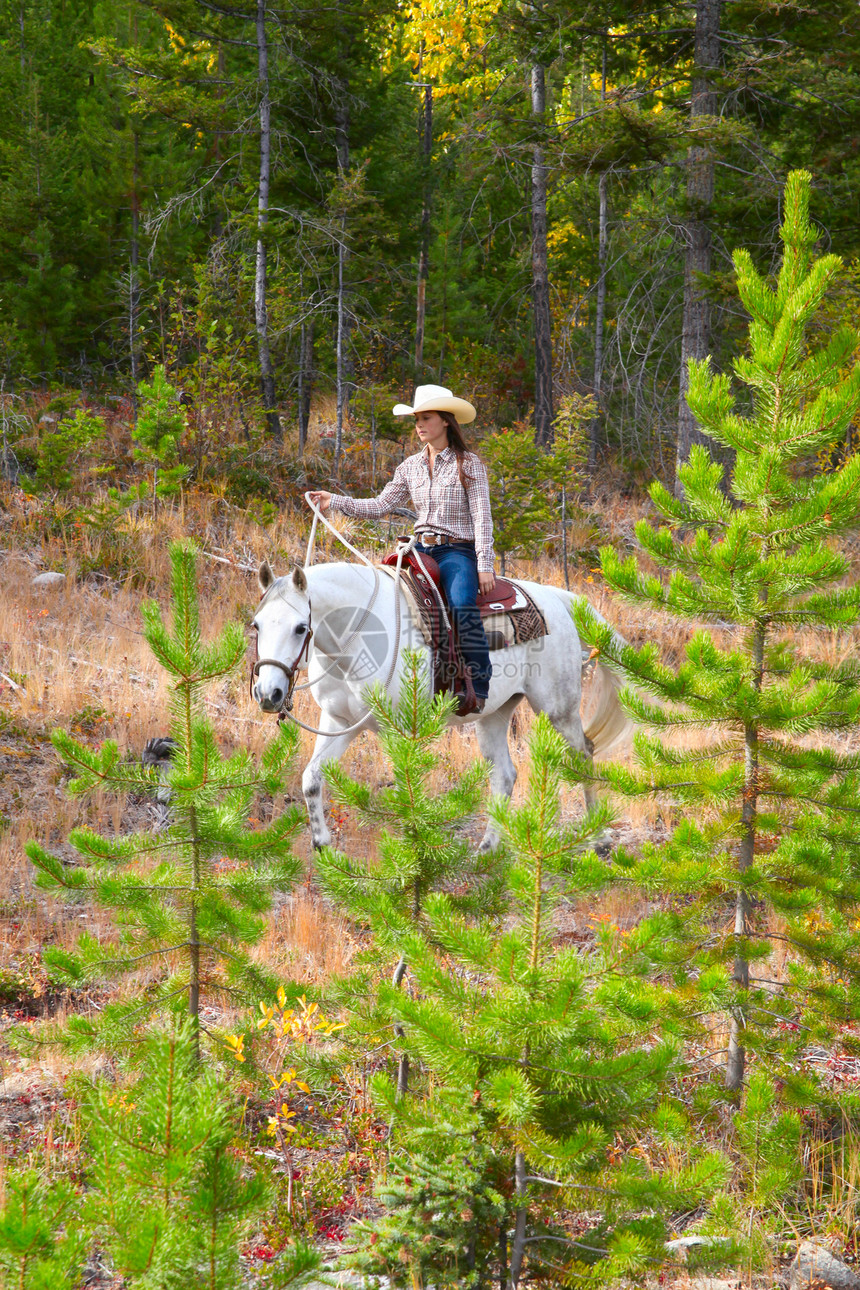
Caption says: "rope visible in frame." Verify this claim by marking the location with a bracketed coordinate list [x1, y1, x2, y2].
[303, 490, 377, 568]
[270, 497, 412, 738]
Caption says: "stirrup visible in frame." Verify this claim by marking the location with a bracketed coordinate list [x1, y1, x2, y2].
[454, 691, 485, 718]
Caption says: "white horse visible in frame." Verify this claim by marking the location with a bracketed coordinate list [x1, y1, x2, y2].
[251, 561, 633, 851]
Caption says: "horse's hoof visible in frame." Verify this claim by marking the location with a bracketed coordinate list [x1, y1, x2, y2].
[594, 838, 612, 861]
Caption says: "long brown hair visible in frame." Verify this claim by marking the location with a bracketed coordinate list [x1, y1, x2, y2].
[437, 410, 476, 491]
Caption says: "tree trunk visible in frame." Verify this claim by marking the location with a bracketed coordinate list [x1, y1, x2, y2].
[531, 64, 553, 449]
[675, 0, 720, 493]
[498, 1221, 508, 1290]
[298, 313, 314, 456]
[726, 619, 764, 1092]
[415, 78, 432, 371]
[589, 169, 609, 473]
[129, 128, 141, 407]
[334, 76, 351, 476]
[509, 1149, 527, 1287]
[392, 953, 408, 1098]
[189, 803, 201, 1062]
[255, 0, 281, 440]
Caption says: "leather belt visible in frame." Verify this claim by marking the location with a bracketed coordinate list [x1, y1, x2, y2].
[417, 532, 472, 548]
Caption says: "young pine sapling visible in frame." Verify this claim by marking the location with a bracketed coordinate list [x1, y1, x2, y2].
[26, 541, 303, 1054]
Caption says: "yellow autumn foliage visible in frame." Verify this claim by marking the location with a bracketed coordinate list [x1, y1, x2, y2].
[385, 0, 505, 99]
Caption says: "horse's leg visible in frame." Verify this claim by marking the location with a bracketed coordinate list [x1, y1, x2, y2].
[525, 670, 611, 851]
[474, 695, 523, 853]
[301, 721, 361, 850]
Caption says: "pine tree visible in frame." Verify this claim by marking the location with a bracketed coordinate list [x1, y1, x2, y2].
[314, 651, 499, 1096]
[574, 170, 860, 1094]
[25, 541, 303, 1052]
[481, 425, 556, 574]
[347, 1090, 506, 1290]
[83, 1021, 321, 1289]
[347, 715, 725, 1289]
[0, 1169, 87, 1289]
[134, 364, 189, 506]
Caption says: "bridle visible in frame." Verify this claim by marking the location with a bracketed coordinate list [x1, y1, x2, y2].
[248, 557, 406, 737]
[249, 495, 421, 737]
[250, 601, 314, 716]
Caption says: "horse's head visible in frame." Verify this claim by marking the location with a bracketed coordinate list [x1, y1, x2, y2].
[251, 562, 312, 713]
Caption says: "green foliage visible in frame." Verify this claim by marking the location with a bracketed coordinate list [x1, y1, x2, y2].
[482, 425, 558, 561]
[316, 651, 497, 942]
[83, 1021, 321, 1289]
[0, 1169, 87, 1289]
[575, 172, 860, 1110]
[340, 712, 717, 1286]
[135, 365, 185, 463]
[348, 1092, 506, 1290]
[734, 1072, 802, 1208]
[0, 0, 851, 472]
[24, 540, 303, 1051]
[482, 396, 592, 570]
[85, 1021, 261, 1287]
[316, 651, 501, 1091]
[0, 0, 858, 462]
[35, 407, 105, 491]
[134, 365, 188, 497]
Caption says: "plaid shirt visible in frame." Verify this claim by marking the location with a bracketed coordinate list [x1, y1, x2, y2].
[329, 446, 495, 572]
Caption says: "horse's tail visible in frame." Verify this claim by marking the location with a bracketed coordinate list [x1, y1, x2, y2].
[552, 590, 636, 760]
[582, 656, 635, 759]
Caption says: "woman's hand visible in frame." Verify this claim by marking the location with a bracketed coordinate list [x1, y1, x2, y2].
[307, 490, 332, 512]
[478, 570, 495, 595]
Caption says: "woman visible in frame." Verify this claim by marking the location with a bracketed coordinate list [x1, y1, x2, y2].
[308, 384, 495, 716]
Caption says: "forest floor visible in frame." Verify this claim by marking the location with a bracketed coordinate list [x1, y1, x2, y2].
[0, 469, 858, 1288]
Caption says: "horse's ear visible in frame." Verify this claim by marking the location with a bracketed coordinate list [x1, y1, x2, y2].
[291, 565, 308, 594]
[258, 560, 274, 593]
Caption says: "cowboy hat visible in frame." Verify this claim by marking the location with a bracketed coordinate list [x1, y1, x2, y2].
[392, 384, 476, 424]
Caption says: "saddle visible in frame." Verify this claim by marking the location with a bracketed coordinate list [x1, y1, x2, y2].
[380, 547, 547, 707]
[381, 550, 527, 619]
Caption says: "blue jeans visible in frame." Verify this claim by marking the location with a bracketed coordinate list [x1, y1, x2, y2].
[415, 542, 492, 699]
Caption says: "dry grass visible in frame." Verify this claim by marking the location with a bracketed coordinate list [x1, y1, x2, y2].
[4, 472, 858, 1003]
[259, 890, 357, 985]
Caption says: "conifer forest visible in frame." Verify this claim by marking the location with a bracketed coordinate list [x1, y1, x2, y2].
[3, 0, 860, 1285]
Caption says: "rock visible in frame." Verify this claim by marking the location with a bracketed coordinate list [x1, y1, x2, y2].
[31, 571, 66, 589]
[303, 1278, 390, 1290]
[0, 448, 19, 483]
[687, 1280, 744, 1290]
[790, 1242, 860, 1290]
[667, 1235, 720, 1254]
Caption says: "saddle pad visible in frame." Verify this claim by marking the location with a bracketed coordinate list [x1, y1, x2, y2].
[494, 589, 548, 647]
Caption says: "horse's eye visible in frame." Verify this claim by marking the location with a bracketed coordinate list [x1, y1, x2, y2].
[295, 624, 307, 635]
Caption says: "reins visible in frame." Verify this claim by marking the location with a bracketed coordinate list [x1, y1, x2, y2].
[251, 493, 414, 738]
